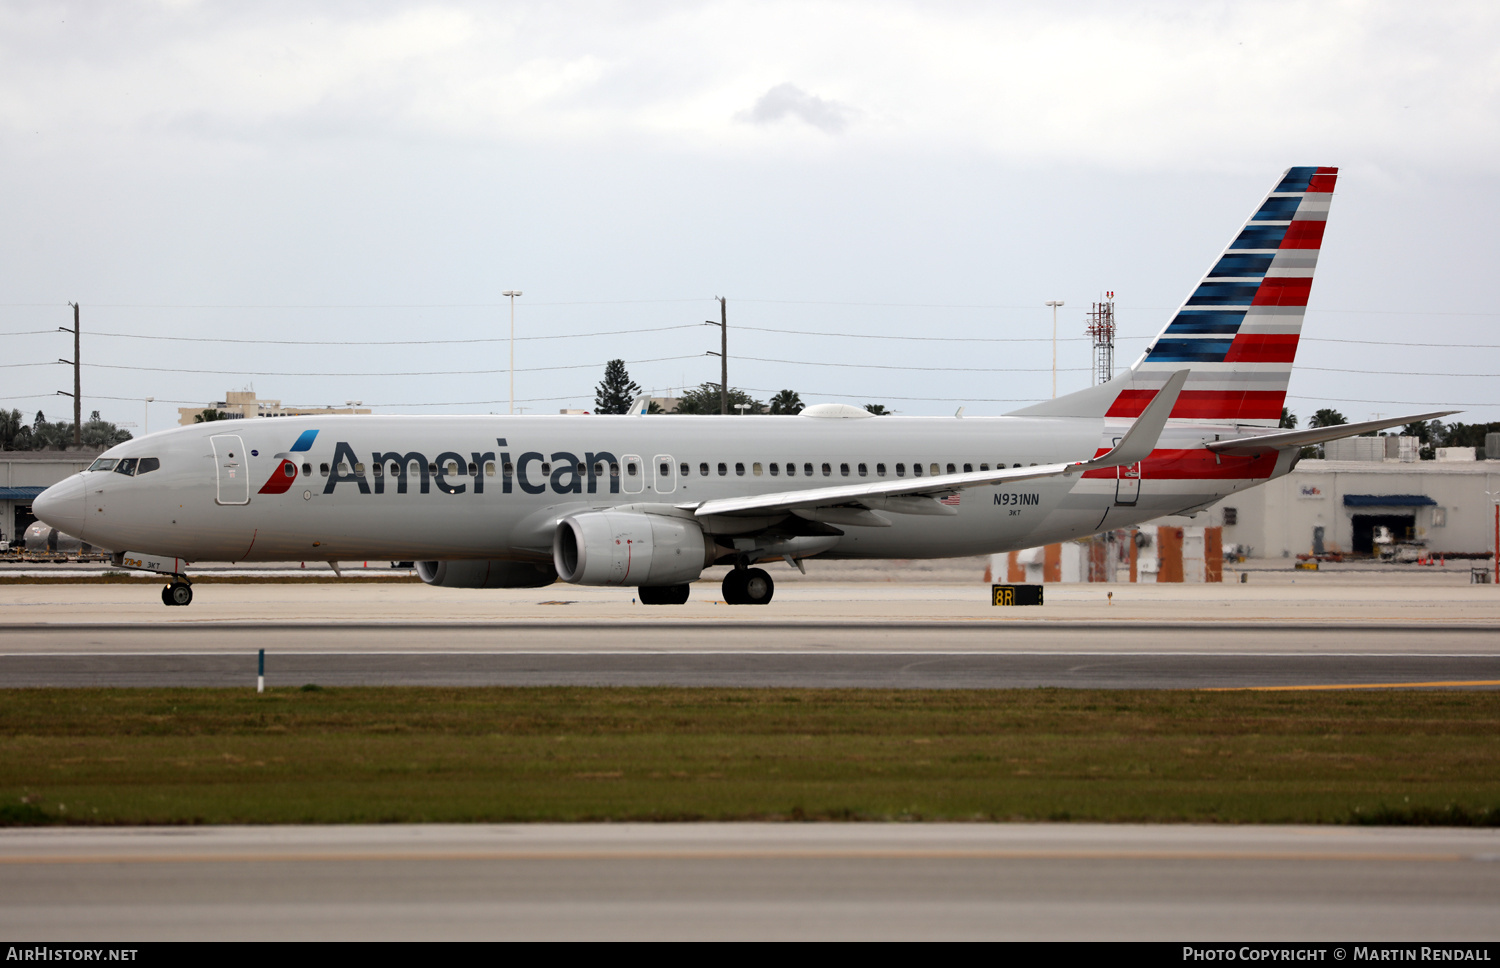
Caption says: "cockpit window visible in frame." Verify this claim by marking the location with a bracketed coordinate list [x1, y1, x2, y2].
[88, 458, 117, 473]
[137, 457, 160, 475]
[113, 458, 139, 476]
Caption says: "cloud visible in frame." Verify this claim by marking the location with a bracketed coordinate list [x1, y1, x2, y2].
[735, 83, 856, 134]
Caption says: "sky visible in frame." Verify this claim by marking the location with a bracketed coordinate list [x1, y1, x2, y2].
[2, 0, 1498, 432]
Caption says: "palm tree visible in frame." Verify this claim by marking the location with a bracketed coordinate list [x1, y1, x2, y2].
[768, 390, 804, 415]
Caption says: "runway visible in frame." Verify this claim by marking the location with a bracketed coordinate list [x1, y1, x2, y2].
[4, 580, 1499, 688]
[4, 823, 1497, 940]
[5, 642, 1500, 689]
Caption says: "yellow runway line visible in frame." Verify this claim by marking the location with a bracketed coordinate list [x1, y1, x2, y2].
[0, 849, 1475, 866]
[1205, 680, 1500, 692]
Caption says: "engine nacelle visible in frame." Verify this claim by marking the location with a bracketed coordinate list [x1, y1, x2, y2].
[416, 560, 558, 589]
[553, 511, 715, 586]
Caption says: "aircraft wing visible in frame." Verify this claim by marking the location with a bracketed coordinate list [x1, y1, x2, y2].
[1204, 410, 1457, 456]
[690, 370, 1189, 519]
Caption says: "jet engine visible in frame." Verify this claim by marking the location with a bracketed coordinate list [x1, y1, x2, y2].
[553, 511, 716, 586]
[416, 559, 558, 589]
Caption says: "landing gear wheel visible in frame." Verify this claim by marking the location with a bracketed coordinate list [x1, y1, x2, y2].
[166, 581, 193, 607]
[742, 567, 774, 605]
[162, 585, 173, 607]
[639, 583, 691, 605]
[721, 569, 747, 604]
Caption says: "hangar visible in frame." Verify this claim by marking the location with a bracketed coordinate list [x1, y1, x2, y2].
[1220, 457, 1500, 559]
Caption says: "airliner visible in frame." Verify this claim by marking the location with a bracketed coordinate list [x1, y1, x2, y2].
[33, 167, 1450, 606]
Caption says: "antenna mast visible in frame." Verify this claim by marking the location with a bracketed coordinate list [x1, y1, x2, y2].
[1086, 293, 1116, 386]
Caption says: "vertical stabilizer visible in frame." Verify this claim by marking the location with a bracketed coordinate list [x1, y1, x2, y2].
[1111, 166, 1338, 426]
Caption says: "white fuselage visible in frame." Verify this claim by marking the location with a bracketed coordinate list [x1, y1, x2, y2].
[36, 412, 1292, 566]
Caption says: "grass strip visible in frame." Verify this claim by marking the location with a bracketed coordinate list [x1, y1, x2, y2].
[2, 686, 1497, 825]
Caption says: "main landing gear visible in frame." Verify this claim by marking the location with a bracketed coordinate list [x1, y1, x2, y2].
[161, 580, 193, 607]
[722, 566, 774, 605]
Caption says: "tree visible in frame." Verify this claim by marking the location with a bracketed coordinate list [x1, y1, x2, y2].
[593, 359, 642, 415]
[1309, 408, 1347, 428]
[864, 404, 891, 416]
[0, 409, 24, 449]
[1279, 408, 1297, 429]
[674, 383, 764, 415]
[768, 390, 804, 415]
[80, 416, 132, 449]
[194, 409, 232, 423]
[1403, 420, 1431, 442]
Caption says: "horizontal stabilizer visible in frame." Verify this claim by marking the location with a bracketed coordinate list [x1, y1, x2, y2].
[1206, 410, 1456, 455]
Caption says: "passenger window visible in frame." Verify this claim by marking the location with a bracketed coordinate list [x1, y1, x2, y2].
[718, 463, 727, 476]
[786, 463, 796, 477]
[577, 462, 586, 476]
[303, 463, 312, 476]
[876, 463, 886, 477]
[469, 462, 478, 476]
[626, 462, 638, 476]
[610, 462, 619, 477]
[804, 463, 814, 476]
[858, 463, 867, 477]
[680, 462, 690, 476]
[353, 462, 365, 476]
[320, 463, 330, 477]
[962, 463, 972, 473]
[753, 462, 763, 476]
[840, 463, 849, 477]
[769, 463, 779, 476]
[595, 462, 607, 476]
[338, 462, 350, 475]
[88, 458, 118, 472]
[114, 458, 138, 476]
[447, 461, 459, 476]
[283, 462, 296, 478]
[735, 462, 745, 476]
[699, 462, 709, 476]
[413, 462, 423, 477]
[373, 463, 384, 477]
[485, 462, 496, 476]
[427, 463, 437, 475]
[913, 463, 923, 477]
[138, 457, 160, 474]
[659, 461, 671, 476]
[979, 463, 988, 471]
[932, 463, 942, 476]
[895, 463, 905, 477]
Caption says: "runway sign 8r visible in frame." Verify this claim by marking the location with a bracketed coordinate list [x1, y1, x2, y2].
[992, 584, 1043, 606]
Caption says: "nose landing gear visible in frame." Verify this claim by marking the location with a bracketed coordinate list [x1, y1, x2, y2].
[162, 581, 193, 607]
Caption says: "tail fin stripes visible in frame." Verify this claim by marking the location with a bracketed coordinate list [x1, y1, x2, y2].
[1108, 165, 1338, 426]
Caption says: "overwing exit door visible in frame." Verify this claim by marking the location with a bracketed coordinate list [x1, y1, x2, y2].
[212, 434, 250, 505]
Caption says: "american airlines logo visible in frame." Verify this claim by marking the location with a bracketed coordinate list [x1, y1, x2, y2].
[263, 436, 634, 498]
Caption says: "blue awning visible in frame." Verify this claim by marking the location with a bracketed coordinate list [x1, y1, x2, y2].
[1343, 494, 1437, 508]
[0, 486, 47, 500]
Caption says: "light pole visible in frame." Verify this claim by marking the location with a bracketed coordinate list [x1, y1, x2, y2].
[502, 290, 522, 415]
[1045, 300, 1064, 399]
[143, 397, 153, 436]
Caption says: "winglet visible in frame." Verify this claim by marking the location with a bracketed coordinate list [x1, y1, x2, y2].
[626, 394, 652, 416]
[1067, 369, 1188, 474]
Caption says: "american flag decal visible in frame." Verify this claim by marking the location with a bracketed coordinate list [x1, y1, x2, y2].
[939, 493, 961, 507]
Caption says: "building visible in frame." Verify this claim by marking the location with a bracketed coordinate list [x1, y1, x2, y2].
[178, 391, 371, 427]
[1222, 458, 1500, 558]
[0, 451, 100, 546]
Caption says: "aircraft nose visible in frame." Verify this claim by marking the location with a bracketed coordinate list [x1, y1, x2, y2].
[33, 474, 87, 536]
